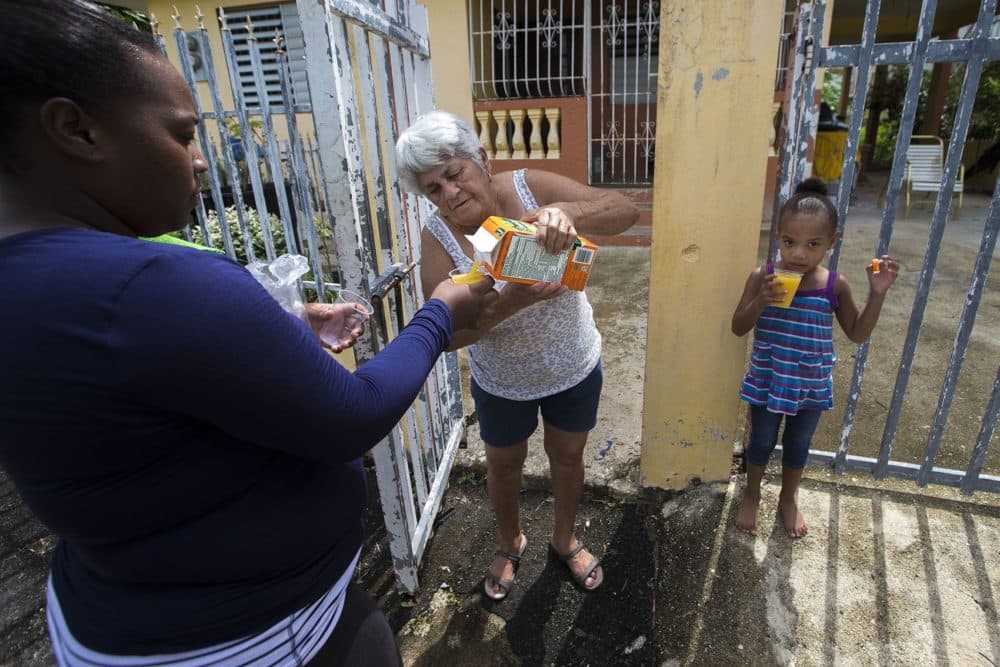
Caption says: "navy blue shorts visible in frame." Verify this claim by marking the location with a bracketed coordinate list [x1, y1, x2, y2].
[471, 361, 603, 447]
[745, 404, 823, 469]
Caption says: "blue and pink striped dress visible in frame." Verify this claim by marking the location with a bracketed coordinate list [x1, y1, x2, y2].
[740, 263, 839, 416]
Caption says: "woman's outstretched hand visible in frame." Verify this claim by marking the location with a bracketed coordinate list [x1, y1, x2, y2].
[430, 276, 499, 331]
[304, 302, 365, 353]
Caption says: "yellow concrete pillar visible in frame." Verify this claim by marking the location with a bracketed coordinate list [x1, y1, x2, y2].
[641, 1, 783, 489]
[421, 0, 475, 126]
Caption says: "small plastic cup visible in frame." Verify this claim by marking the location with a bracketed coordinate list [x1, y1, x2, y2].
[771, 269, 803, 309]
[319, 289, 375, 348]
[449, 264, 486, 285]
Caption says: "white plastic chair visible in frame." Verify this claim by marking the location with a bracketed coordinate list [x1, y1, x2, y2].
[905, 135, 964, 218]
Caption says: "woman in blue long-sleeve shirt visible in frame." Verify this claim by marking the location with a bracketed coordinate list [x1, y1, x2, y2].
[0, 1, 495, 664]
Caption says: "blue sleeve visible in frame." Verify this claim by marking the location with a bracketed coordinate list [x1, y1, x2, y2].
[115, 251, 453, 463]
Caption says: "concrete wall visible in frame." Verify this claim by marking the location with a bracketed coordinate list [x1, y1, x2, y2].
[422, 0, 474, 125]
[640, 1, 784, 489]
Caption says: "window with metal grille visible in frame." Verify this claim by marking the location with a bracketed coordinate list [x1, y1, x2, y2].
[469, 0, 588, 101]
[224, 3, 310, 109]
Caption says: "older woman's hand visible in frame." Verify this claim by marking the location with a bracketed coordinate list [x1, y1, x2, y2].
[504, 281, 568, 309]
[523, 207, 578, 255]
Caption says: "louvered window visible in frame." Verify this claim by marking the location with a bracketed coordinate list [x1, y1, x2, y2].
[225, 3, 310, 109]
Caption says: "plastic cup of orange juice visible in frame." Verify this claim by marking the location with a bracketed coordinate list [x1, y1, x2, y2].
[449, 260, 486, 285]
[771, 268, 803, 308]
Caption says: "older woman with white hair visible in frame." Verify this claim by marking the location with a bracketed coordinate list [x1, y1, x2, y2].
[396, 110, 638, 600]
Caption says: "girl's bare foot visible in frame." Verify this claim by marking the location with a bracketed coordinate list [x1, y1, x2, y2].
[778, 496, 807, 538]
[736, 491, 760, 535]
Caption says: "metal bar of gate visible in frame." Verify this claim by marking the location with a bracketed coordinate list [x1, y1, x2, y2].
[275, 39, 328, 299]
[195, 20, 256, 263]
[325, 0, 429, 56]
[791, 0, 826, 189]
[769, 2, 811, 260]
[875, 0, 998, 480]
[832, 0, 915, 472]
[374, 10, 436, 504]
[961, 367, 1000, 495]
[386, 27, 441, 480]
[152, 25, 212, 245]
[919, 170, 1000, 485]
[218, 13, 277, 260]
[343, 21, 422, 590]
[245, 21, 300, 256]
[172, 21, 236, 258]
[367, 31, 430, 506]
[823, 38, 1000, 68]
[828, 0, 886, 270]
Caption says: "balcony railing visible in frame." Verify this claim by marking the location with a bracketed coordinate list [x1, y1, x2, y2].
[474, 104, 561, 160]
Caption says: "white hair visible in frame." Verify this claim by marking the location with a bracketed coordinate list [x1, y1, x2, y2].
[395, 110, 484, 194]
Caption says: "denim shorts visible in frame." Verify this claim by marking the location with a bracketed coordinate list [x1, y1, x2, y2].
[745, 404, 823, 469]
[470, 361, 603, 447]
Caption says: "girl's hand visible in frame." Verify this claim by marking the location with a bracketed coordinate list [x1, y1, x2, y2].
[523, 207, 578, 254]
[867, 255, 899, 295]
[756, 273, 786, 308]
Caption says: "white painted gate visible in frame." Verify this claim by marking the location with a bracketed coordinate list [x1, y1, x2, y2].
[296, 0, 464, 594]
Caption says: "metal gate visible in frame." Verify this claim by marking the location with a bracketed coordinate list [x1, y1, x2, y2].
[165, 0, 463, 594]
[775, 0, 1000, 494]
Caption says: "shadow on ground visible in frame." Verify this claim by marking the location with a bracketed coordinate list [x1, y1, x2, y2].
[392, 473, 1000, 666]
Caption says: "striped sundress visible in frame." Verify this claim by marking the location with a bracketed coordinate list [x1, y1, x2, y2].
[740, 263, 838, 416]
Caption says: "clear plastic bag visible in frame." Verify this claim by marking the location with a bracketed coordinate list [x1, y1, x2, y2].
[245, 254, 310, 319]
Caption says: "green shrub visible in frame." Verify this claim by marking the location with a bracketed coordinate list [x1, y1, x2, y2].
[190, 206, 287, 265]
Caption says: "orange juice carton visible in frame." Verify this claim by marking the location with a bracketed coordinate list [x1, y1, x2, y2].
[465, 216, 598, 291]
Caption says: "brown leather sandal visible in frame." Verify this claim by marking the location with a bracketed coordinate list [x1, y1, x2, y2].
[483, 534, 527, 601]
[548, 542, 604, 592]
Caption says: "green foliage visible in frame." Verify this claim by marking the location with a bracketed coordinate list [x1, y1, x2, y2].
[99, 3, 152, 32]
[822, 72, 843, 112]
[455, 471, 486, 487]
[866, 66, 931, 168]
[864, 61, 1000, 169]
[226, 118, 266, 145]
[190, 206, 287, 265]
[942, 61, 1000, 141]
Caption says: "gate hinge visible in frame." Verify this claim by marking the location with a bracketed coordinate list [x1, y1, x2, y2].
[369, 262, 417, 304]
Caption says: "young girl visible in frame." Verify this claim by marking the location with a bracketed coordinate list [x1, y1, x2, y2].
[731, 178, 898, 538]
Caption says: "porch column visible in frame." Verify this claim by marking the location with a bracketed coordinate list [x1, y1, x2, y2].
[919, 35, 955, 137]
[839, 67, 853, 120]
[641, 0, 783, 489]
[861, 65, 888, 175]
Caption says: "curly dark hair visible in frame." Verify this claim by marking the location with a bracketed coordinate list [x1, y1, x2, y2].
[779, 177, 838, 233]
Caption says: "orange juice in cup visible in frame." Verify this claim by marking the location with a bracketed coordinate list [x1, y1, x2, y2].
[449, 259, 486, 285]
[771, 268, 803, 308]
